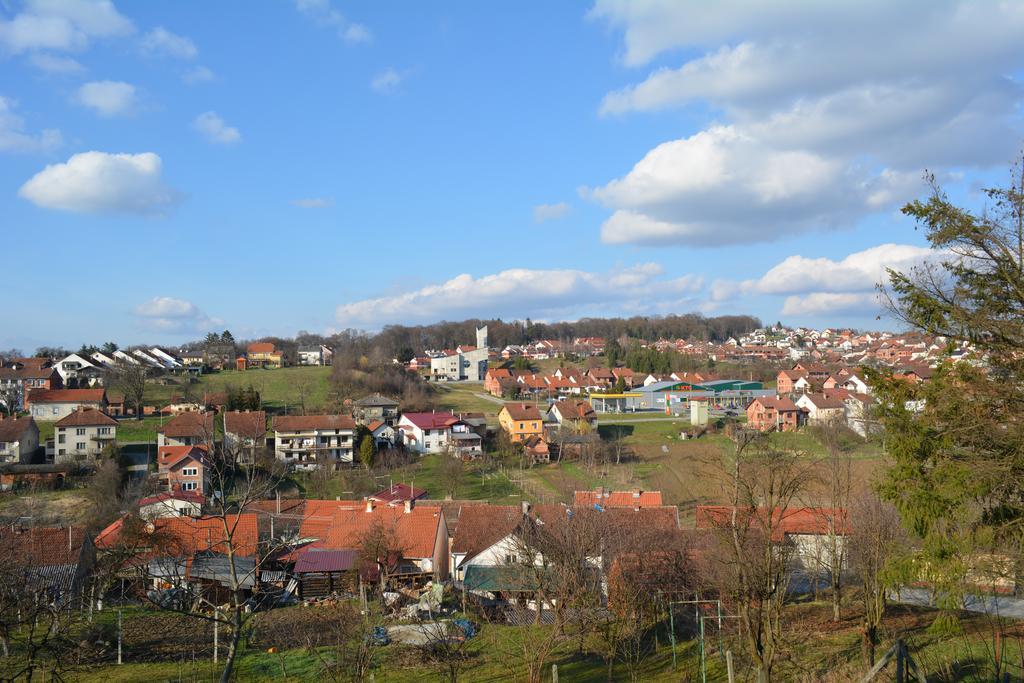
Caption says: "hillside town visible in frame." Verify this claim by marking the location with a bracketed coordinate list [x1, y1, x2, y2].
[0, 312, 995, 681]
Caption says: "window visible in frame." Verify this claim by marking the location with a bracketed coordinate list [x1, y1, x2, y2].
[58, 434, 65, 444]
[76, 428, 86, 436]
[182, 467, 198, 476]
[98, 427, 111, 435]
[58, 449, 65, 455]
[52, 408, 58, 415]
[76, 442, 85, 450]
[183, 481, 198, 491]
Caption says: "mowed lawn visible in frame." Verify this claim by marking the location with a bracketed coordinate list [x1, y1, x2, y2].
[143, 366, 335, 413]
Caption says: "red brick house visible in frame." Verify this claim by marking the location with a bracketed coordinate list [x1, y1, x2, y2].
[746, 396, 804, 432]
[158, 444, 211, 495]
[776, 369, 807, 395]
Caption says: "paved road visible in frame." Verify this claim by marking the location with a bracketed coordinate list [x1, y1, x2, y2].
[471, 392, 505, 405]
[895, 588, 1024, 619]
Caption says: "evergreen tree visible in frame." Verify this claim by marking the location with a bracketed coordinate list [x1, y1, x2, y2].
[876, 163, 1024, 609]
[359, 435, 375, 470]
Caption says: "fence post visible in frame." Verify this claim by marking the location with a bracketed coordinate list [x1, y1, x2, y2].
[117, 609, 122, 665]
[213, 611, 219, 664]
[551, 663, 558, 683]
[895, 640, 904, 683]
[726, 650, 734, 683]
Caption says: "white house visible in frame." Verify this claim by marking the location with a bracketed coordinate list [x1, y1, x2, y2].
[0, 415, 40, 464]
[53, 407, 117, 463]
[55, 353, 104, 388]
[139, 491, 204, 520]
[273, 414, 357, 470]
[397, 412, 482, 457]
[794, 394, 846, 425]
[112, 350, 141, 365]
[29, 388, 107, 421]
[430, 327, 489, 382]
[297, 345, 333, 366]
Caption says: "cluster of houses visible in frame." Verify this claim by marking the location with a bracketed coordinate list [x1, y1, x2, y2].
[12, 485, 850, 617]
[744, 359, 936, 435]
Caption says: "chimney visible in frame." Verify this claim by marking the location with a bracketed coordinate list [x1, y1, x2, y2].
[521, 500, 531, 516]
[404, 499, 412, 513]
[633, 490, 641, 499]
[596, 486, 604, 498]
[365, 499, 373, 513]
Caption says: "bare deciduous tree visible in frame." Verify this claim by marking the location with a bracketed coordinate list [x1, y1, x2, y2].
[847, 490, 905, 665]
[702, 432, 811, 683]
[106, 361, 147, 420]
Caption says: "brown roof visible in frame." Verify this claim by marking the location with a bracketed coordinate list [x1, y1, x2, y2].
[752, 396, 800, 412]
[552, 399, 596, 420]
[274, 414, 356, 432]
[451, 505, 522, 557]
[801, 393, 846, 410]
[28, 388, 105, 404]
[0, 415, 37, 443]
[501, 402, 542, 421]
[223, 410, 267, 438]
[158, 411, 215, 438]
[55, 407, 117, 428]
[0, 525, 85, 567]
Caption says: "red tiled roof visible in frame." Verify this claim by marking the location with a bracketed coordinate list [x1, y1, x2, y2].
[98, 514, 261, 557]
[28, 388, 105, 404]
[695, 506, 850, 541]
[451, 505, 521, 557]
[574, 489, 663, 508]
[274, 414, 356, 432]
[369, 483, 428, 504]
[55, 407, 117, 427]
[0, 525, 85, 566]
[401, 412, 460, 430]
[247, 342, 276, 354]
[322, 504, 444, 559]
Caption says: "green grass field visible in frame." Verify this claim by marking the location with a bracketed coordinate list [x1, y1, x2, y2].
[143, 366, 335, 413]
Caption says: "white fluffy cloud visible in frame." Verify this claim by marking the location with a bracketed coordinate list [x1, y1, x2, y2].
[781, 292, 880, 317]
[335, 264, 704, 328]
[193, 111, 241, 144]
[294, 0, 371, 44]
[711, 243, 940, 319]
[0, 96, 61, 153]
[18, 151, 178, 214]
[589, 1, 1024, 246]
[756, 243, 936, 295]
[140, 27, 197, 59]
[74, 80, 136, 117]
[27, 53, 84, 74]
[533, 201, 571, 223]
[290, 197, 334, 209]
[133, 296, 222, 333]
[591, 125, 916, 246]
[0, 0, 134, 54]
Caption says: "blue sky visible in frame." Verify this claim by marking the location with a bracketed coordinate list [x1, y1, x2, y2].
[2, 1, 1023, 350]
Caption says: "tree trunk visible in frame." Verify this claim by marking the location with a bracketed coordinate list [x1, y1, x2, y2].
[219, 608, 243, 683]
[832, 583, 841, 622]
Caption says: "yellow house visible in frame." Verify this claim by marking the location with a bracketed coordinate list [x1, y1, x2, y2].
[246, 342, 284, 369]
[498, 402, 543, 443]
